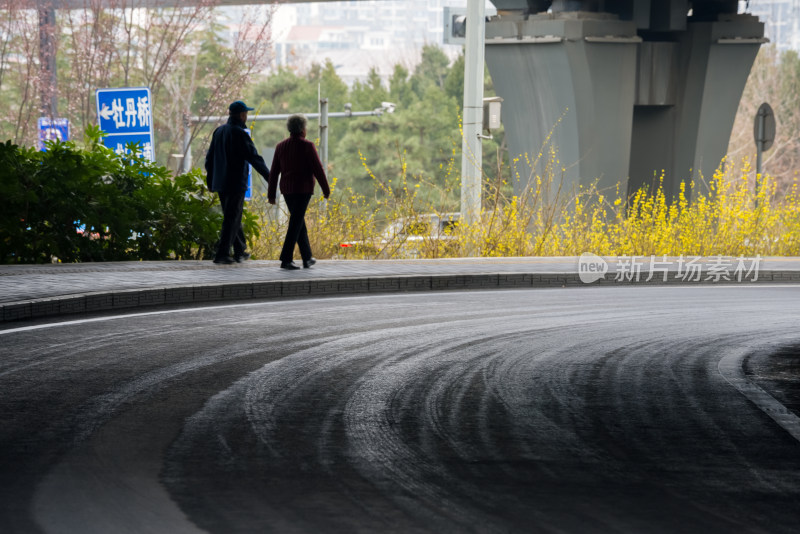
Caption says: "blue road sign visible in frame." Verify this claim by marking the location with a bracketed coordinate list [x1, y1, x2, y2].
[96, 87, 154, 161]
[245, 128, 253, 201]
[38, 117, 70, 151]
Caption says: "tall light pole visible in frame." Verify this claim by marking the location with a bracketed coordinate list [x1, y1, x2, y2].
[460, 0, 485, 235]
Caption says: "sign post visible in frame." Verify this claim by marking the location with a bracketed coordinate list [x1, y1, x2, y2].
[96, 87, 155, 161]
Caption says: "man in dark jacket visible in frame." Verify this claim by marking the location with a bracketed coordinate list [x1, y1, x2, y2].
[205, 100, 270, 264]
[268, 114, 330, 270]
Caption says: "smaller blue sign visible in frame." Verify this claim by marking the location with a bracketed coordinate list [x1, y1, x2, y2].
[38, 118, 69, 151]
[105, 133, 155, 161]
[245, 128, 253, 201]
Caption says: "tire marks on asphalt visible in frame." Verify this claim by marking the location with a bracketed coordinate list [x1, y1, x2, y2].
[3, 287, 800, 532]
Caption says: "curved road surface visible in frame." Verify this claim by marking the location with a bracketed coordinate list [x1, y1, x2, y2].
[2, 286, 800, 533]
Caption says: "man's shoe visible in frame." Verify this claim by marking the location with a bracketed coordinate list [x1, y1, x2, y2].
[280, 261, 300, 270]
[234, 252, 251, 263]
[213, 256, 236, 265]
[303, 257, 317, 268]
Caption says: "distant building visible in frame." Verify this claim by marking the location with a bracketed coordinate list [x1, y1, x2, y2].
[270, 0, 473, 84]
[234, 1, 800, 86]
[745, 0, 800, 51]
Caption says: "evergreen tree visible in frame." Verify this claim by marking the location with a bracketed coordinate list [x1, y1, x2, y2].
[411, 44, 451, 95]
[389, 65, 417, 109]
[350, 67, 389, 111]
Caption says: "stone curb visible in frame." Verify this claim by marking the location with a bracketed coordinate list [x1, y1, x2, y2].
[2, 270, 800, 324]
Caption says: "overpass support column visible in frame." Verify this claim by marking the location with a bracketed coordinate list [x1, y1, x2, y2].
[485, 12, 640, 198]
[485, 1, 764, 201]
[629, 15, 764, 199]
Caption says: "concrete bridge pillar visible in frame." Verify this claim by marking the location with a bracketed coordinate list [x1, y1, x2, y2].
[485, 11, 640, 196]
[631, 15, 763, 199]
[484, 0, 765, 200]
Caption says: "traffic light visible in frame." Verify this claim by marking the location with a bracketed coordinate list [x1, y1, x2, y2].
[443, 7, 467, 45]
[453, 15, 467, 39]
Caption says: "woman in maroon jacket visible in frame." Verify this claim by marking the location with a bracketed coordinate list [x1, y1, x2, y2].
[268, 114, 331, 270]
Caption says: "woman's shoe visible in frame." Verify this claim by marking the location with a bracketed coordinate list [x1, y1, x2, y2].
[303, 258, 317, 268]
[280, 261, 300, 270]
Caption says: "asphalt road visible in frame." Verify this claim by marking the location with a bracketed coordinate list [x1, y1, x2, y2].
[2, 286, 800, 533]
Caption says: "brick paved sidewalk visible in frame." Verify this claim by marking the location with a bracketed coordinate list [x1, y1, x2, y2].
[2, 257, 799, 323]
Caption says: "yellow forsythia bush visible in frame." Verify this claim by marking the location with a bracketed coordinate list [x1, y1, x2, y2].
[248, 153, 800, 260]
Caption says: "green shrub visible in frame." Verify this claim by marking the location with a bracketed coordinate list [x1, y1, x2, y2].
[0, 126, 227, 263]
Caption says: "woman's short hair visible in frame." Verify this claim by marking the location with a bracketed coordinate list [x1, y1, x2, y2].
[287, 114, 307, 135]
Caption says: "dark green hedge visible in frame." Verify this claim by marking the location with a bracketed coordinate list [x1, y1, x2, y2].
[0, 126, 246, 263]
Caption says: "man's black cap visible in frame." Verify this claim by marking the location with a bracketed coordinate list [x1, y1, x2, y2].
[229, 100, 255, 113]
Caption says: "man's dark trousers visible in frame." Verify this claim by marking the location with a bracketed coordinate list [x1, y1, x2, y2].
[280, 193, 313, 263]
[217, 190, 246, 259]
